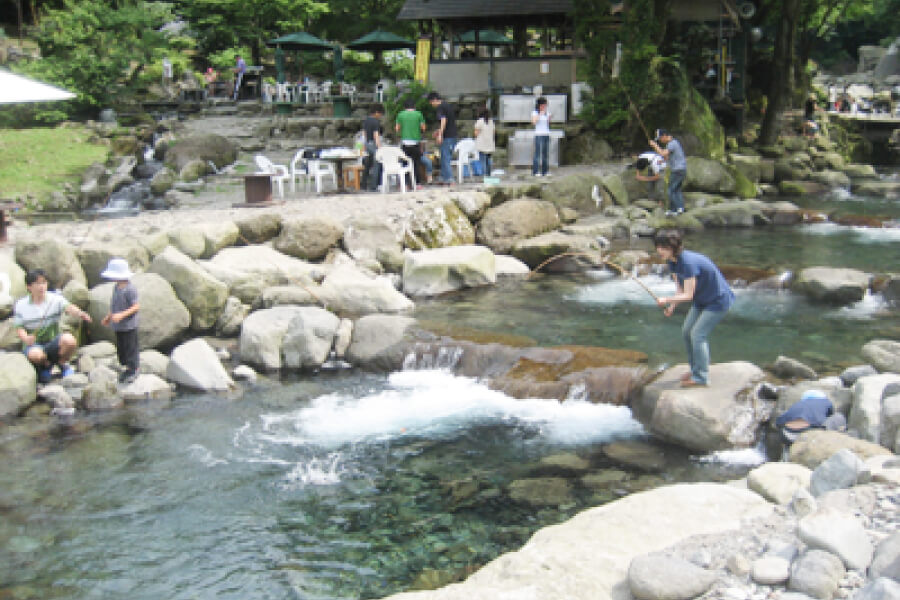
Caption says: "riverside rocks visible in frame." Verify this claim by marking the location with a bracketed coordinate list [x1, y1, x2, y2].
[631, 362, 769, 452]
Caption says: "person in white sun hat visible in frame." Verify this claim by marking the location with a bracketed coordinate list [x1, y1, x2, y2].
[100, 258, 141, 383]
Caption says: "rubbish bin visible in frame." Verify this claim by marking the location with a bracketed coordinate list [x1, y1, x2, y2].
[276, 101, 292, 115]
[331, 96, 351, 118]
[244, 174, 272, 204]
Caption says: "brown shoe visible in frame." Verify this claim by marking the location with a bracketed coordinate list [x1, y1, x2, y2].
[680, 379, 708, 388]
[679, 372, 692, 383]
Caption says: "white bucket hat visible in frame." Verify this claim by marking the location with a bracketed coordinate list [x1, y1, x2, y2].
[101, 258, 135, 280]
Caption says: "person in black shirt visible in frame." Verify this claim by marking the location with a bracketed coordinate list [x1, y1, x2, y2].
[362, 104, 384, 191]
[428, 91, 457, 184]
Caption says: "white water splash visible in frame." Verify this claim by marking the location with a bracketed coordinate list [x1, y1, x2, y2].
[283, 453, 345, 487]
[801, 221, 900, 243]
[830, 290, 891, 320]
[257, 370, 644, 449]
[187, 443, 228, 467]
[693, 445, 767, 466]
[572, 274, 677, 306]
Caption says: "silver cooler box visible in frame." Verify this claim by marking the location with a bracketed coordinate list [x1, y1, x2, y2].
[507, 130, 565, 167]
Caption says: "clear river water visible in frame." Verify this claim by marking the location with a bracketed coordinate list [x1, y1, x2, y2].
[1, 184, 898, 599]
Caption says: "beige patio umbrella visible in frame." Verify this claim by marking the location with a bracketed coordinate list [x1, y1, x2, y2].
[0, 68, 75, 104]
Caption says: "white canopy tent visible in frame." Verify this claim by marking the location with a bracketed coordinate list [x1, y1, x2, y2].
[0, 68, 75, 104]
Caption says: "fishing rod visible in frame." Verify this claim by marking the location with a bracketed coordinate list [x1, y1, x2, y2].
[619, 81, 653, 143]
[527, 252, 661, 303]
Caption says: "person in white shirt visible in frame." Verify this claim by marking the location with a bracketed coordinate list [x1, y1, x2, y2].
[13, 268, 92, 383]
[634, 151, 667, 205]
[473, 107, 496, 177]
[531, 97, 551, 176]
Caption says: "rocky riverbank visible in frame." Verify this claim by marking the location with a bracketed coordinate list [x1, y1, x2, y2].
[1, 108, 898, 599]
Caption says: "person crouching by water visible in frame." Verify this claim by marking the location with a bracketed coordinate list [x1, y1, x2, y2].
[14, 269, 92, 383]
[775, 389, 847, 449]
[100, 258, 141, 383]
[653, 229, 734, 388]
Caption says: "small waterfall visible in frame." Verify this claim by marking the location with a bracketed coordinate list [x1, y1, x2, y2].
[402, 344, 464, 371]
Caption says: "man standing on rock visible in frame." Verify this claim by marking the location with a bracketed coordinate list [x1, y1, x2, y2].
[14, 269, 92, 384]
[649, 129, 687, 216]
[653, 229, 734, 388]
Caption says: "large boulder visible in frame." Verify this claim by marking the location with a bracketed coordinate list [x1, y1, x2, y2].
[792, 267, 871, 305]
[200, 246, 325, 305]
[685, 157, 736, 195]
[450, 191, 492, 221]
[87, 273, 190, 350]
[167, 221, 239, 260]
[15, 236, 87, 289]
[746, 462, 813, 505]
[631, 362, 768, 452]
[163, 133, 238, 172]
[861, 340, 900, 373]
[75, 239, 151, 289]
[235, 212, 282, 244]
[166, 338, 234, 391]
[318, 265, 414, 314]
[238, 306, 307, 370]
[148, 246, 228, 331]
[563, 214, 631, 241]
[403, 199, 476, 250]
[511, 232, 603, 271]
[342, 218, 402, 265]
[848, 373, 900, 444]
[0, 352, 37, 417]
[274, 216, 344, 261]
[345, 314, 417, 371]
[788, 430, 892, 469]
[728, 154, 762, 183]
[690, 201, 766, 228]
[376, 483, 771, 600]
[402, 245, 496, 297]
[282, 307, 341, 369]
[600, 173, 629, 207]
[540, 172, 608, 214]
[476, 198, 560, 254]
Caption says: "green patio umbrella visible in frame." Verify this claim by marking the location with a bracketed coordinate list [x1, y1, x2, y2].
[267, 32, 334, 51]
[267, 32, 335, 83]
[346, 30, 416, 53]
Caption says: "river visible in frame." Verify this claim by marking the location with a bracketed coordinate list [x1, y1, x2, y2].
[1, 185, 897, 599]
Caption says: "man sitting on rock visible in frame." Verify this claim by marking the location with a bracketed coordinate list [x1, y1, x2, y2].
[775, 389, 847, 447]
[13, 269, 92, 383]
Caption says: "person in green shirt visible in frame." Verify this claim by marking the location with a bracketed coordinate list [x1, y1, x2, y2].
[395, 98, 426, 189]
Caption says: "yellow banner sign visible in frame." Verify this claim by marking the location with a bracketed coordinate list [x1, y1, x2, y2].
[415, 38, 431, 85]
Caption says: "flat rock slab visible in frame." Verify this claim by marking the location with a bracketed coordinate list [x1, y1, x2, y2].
[376, 483, 773, 600]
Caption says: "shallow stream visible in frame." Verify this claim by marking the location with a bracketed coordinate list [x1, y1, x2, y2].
[1, 185, 898, 599]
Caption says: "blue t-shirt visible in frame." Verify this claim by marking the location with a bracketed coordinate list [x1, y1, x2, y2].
[775, 395, 833, 427]
[666, 138, 686, 172]
[668, 250, 734, 311]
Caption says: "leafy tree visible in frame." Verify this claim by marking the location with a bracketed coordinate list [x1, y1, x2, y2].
[174, 0, 329, 65]
[573, 0, 670, 144]
[758, 0, 802, 146]
[309, 0, 412, 43]
[16, 0, 175, 119]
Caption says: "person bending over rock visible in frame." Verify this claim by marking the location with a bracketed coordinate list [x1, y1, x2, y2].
[13, 269, 92, 383]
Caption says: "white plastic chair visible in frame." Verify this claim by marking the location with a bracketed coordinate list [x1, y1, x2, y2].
[452, 138, 479, 183]
[340, 82, 356, 102]
[309, 159, 338, 193]
[290, 149, 311, 193]
[375, 146, 415, 193]
[275, 83, 293, 103]
[254, 155, 289, 198]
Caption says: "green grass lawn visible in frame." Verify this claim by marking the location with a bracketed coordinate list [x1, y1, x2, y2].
[0, 125, 109, 204]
